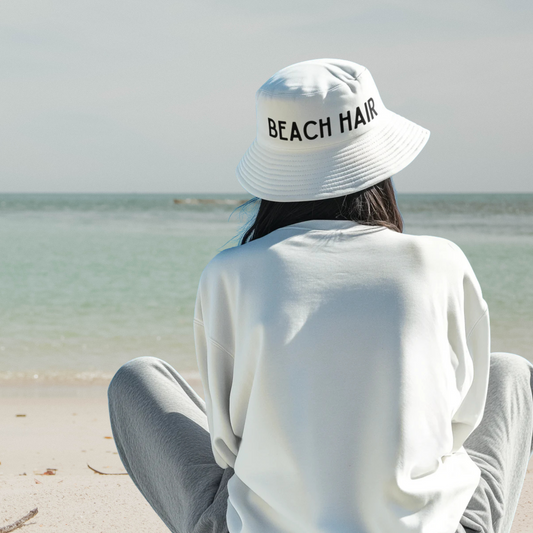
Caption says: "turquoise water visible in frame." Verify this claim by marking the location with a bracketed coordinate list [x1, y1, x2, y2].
[1, 193, 532, 385]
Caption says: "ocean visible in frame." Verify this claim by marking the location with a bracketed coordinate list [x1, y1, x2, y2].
[1, 193, 532, 390]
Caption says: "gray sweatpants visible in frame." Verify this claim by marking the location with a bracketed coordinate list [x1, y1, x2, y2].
[107, 352, 533, 533]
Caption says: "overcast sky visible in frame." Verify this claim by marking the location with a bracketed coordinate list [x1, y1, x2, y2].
[0, 0, 532, 194]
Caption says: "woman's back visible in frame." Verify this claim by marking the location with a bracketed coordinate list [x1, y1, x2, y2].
[194, 219, 490, 533]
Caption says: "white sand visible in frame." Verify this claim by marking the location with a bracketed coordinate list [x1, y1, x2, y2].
[1, 378, 532, 533]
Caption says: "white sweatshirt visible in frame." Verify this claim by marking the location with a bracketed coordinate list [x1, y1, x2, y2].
[194, 219, 490, 533]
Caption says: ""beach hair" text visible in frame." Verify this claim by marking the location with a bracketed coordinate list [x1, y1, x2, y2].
[268, 98, 378, 141]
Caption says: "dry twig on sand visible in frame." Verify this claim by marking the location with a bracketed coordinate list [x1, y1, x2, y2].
[87, 463, 128, 475]
[0, 507, 38, 533]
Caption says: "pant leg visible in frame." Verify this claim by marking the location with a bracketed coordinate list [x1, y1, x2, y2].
[107, 356, 234, 533]
[456, 352, 533, 533]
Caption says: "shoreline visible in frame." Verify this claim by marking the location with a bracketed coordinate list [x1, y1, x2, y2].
[0, 370, 204, 399]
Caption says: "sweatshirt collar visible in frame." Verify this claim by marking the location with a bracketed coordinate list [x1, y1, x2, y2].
[280, 219, 387, 233]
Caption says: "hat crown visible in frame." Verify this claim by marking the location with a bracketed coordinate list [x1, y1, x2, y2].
[255, 59, 388, 151]
[258, 59, 367, 97]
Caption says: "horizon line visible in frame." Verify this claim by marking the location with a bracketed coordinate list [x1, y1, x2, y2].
[1, 191, 533, 195]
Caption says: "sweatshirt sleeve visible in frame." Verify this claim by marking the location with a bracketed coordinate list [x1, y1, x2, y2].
[447, 242, 491, 453]
[193, 284, 240, 470]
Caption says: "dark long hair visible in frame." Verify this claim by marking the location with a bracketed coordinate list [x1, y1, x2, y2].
[240, 178, 403, 244]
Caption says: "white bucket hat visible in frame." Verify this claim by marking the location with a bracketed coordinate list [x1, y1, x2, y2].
[236, 58, 430, 202]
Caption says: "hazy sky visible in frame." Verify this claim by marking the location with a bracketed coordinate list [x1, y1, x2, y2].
[1, 0, 532, 194]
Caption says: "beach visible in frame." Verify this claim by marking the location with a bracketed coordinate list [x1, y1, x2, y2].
[1, 193, 533, 531]
[0, 379, 199, 533]
[1, 381, 532, 533]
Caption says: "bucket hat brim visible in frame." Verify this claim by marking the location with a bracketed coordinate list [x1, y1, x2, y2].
[236, 109, 430, 202]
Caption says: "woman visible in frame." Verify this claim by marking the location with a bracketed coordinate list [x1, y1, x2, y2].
[108, 59, 533, 533]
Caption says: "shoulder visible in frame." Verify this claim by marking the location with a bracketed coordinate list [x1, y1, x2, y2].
[198, 235, 272, 289]
[198, 247, 235, 291]
[401, 233, 485, 302]
[388, 231, 470, 268]
[413, 234, 473, 271]
[398, 231, 461, 252]
[195, 237, 276, 324]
